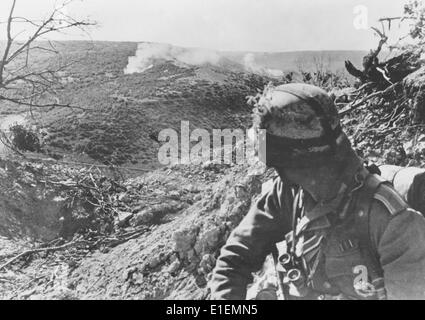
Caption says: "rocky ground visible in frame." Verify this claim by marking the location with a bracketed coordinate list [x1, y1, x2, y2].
[0, 158, 274, 300]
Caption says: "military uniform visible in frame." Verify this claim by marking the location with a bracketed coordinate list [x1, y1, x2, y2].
[210, 83, 425, 300]
[210, 166, 425, 300]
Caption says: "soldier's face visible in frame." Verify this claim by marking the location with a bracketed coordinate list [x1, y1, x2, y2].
[276, 166, 315, 182]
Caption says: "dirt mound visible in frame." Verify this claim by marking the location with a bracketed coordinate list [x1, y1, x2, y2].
[0, 161, 271, 300]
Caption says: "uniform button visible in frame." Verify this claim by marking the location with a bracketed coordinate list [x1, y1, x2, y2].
[358, 210, 365, 217]
[323, 281, 332, 289]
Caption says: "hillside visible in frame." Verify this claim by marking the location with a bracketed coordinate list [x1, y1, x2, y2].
[15, 42, 268, 170]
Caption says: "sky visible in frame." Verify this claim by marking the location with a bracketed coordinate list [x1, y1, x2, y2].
[0, 0, 412, 52]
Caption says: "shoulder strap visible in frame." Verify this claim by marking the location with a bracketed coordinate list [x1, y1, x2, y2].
[353, 173, 410, 300]
[354, 174, 388, 279]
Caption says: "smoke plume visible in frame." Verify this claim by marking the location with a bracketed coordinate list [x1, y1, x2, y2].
[124, 42, 222, 74]
[242, 53, 284, 78]
[124, 42, 284, 78]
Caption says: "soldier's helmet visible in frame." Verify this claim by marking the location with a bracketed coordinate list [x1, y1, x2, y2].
[251, 83, 351, 168]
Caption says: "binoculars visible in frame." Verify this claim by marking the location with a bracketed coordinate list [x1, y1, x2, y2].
[278, 253, 310, 298]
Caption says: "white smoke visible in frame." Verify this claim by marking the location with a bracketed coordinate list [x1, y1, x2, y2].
[124, 42, 285, 78]
[124, 42, 222, 74]
[243, 53, 284, 78]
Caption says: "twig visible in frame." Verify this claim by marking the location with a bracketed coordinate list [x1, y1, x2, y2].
[339, 82, 401, 116]
[352, 82, 374, 94]
[0, 240, 82, 272]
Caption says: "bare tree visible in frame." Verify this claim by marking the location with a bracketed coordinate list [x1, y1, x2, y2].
[344, 1, 424, 89]
[0, 0, 94, 110]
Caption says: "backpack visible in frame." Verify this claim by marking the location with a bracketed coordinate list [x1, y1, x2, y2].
[354, 165, 425, 286]
[379, 165, 425, 215]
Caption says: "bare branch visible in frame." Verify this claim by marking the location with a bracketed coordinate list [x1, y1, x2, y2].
[370, 26, 388, 58]
[0, 94, 88, 111]
[0, 0, 95, 111]
[339, 82, 401, 116]
[0, 0, 17, 84]
[0, 239, 85, 271]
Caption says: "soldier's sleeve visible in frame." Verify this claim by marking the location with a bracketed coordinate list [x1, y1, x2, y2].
[209, 178, 290, 300]
[369, 184, 425, 300]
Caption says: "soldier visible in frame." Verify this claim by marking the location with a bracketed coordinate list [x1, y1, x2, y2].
[209, 83, 425, 300]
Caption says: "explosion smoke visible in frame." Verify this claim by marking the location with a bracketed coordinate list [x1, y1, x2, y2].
[124, 42, 284, 78]
[242, 53, 284, 78]
[124, 42, 222, 74]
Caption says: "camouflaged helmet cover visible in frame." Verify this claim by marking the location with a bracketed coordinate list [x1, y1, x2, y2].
[251, 83, 349, 168]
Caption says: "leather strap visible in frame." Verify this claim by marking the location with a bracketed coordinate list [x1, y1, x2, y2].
[353, 173, 388, 299]
[265, 126, 343, 151]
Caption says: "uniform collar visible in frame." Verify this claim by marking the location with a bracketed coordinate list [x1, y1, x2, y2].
[304, 183, 348, 222]
[299, 159, 366, 232]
